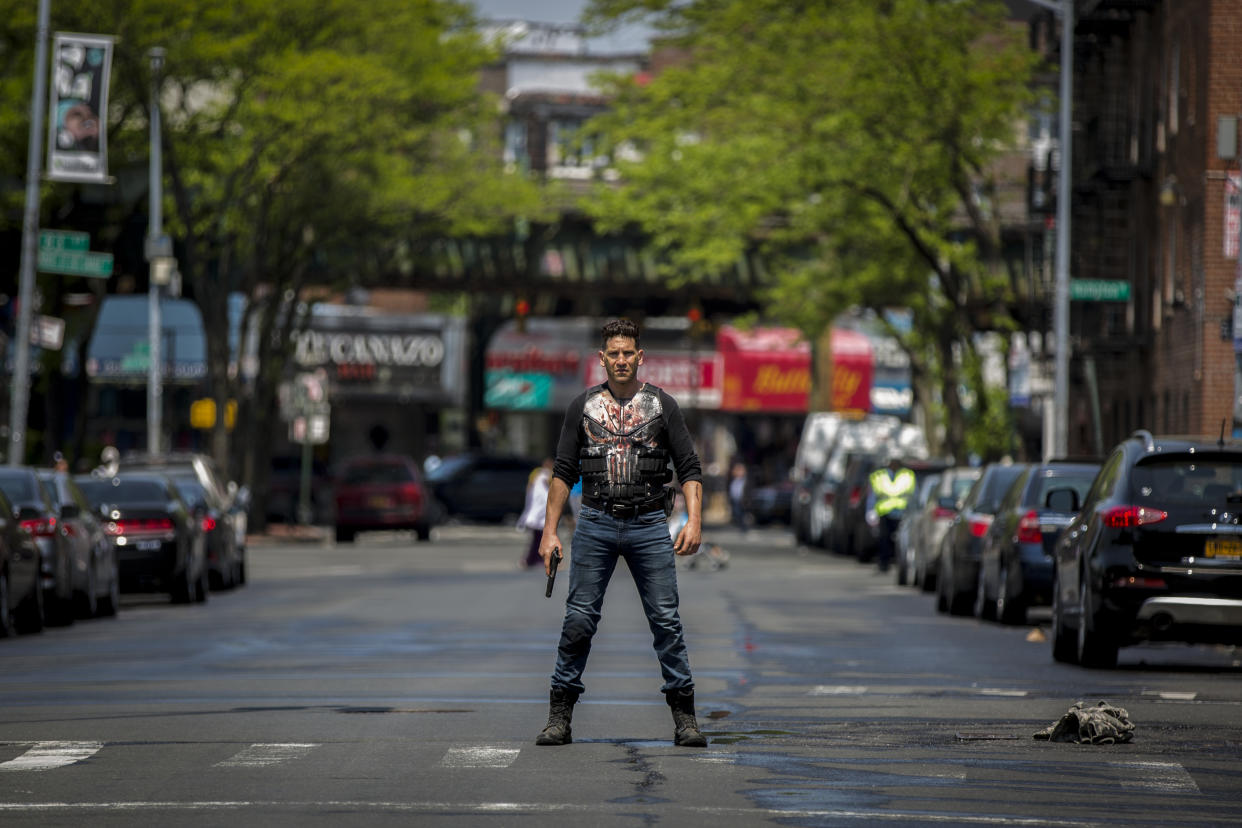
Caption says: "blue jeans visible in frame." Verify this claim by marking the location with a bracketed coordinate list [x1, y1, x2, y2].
[551, 505, 694, 696]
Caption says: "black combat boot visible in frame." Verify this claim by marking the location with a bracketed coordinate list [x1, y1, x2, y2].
[535, 687, 578, 746]
[665, 688, 708, 747]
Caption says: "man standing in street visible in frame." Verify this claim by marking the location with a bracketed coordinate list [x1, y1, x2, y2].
[534, 318, 707, 748]
[870, 451, 915, 573]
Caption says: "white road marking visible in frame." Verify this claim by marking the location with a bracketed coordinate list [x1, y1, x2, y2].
[1113, 761, 1200, 793]
[0, 801, 1104, 823]
[215, 743, 317, 768]
[0, 741, 102, 772]
[977, 689, 1029, 697]
[809, 685, 868, 696]
[1142, 690, 1197, 701]
[439, 746, 520, 768]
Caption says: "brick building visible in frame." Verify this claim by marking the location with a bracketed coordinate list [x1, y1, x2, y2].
[1061, 0, 1242, 453]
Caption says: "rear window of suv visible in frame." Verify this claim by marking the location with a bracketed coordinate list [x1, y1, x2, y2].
[1131, 457, 1242, 505]
[341, 462, 414, 485]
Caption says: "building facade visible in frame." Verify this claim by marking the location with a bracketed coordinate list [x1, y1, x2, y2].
[1064, 0, 1242, 453]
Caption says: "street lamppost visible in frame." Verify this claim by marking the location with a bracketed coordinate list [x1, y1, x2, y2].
[7, 0, 51, 465]
[146, 47, 172, 456]
[1029, 0, 1074, 460]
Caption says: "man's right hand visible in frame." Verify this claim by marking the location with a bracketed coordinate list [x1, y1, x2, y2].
[540, 533, 562, 576]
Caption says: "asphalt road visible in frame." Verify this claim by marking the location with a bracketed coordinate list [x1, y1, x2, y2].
[1, 523, 1240, 827]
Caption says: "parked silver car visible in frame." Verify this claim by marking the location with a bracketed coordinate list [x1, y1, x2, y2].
[913, 466, 983, 592]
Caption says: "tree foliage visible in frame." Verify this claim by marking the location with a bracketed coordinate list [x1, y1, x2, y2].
[0, 1, 543, 502]
[583, 0, 1036, 459]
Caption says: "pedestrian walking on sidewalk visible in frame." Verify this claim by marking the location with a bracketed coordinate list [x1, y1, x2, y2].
[517, 458, 554, 568]
[534, 317, 707, 748]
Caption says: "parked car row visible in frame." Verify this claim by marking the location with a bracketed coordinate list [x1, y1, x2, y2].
[790, 412, 931, 552]
[891, 429, 1242, 668]
[0, 452, 251, 641]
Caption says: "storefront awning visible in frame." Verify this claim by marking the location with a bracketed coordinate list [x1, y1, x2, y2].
[717, 325, 810, 412]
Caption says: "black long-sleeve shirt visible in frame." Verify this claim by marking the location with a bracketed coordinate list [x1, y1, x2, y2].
[552, 382, 702, 492]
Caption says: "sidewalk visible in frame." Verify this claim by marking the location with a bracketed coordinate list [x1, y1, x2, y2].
[246, 523, 328, 546]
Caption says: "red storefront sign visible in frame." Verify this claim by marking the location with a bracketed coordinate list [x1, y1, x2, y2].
[718, 326, 811, 412]
[584, 352, 721, 408]
[830, 328, 873, 413]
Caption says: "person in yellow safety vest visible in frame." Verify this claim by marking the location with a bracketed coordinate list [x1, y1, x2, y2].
[869, 454, 916, 573]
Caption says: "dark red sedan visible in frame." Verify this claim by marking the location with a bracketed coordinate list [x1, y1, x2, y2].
[332, 455, 432, 543]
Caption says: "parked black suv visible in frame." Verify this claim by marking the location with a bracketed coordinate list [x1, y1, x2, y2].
[1050, 431, 1242, 667]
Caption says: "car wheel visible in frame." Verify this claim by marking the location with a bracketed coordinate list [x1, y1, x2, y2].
[97, 552, 120, 617]
[195, 564, 210, 603]
[172, 562, 196, 604]
[1076, 576, 1118, 668]
[76, 561, 99, 620]
[974, 566, 996, 621]
[15, 573, 45, 634]
[236, 552, 247, 586]
[415, 523, 432, 542]
[895, 547, 909, 586]
[935, 555, 950, 613]
[0, 571, 15, 638]
[335, 525, 356, 544]
[996, 562, 1026, 625]
[1050, 576, 1077, 663]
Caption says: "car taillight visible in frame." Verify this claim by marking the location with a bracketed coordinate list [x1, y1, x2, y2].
[398, 483, 421, 502]
[106, 517, 175, 535]
[1102, 506, 1167, 529]
[201, 516, 217, 532]
[969, 516, 992, 538]
[1016, 510, 1042, 544]
[933, 506, 956, 520]
[1112, 575, 1167, 589]
[848, 486, 862, 508]
[19, 517, 56, 537]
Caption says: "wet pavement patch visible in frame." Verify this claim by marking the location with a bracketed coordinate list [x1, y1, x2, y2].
[702, 728, 795, 745]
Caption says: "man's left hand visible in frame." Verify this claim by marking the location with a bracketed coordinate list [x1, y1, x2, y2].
[673, 520, 701, 557]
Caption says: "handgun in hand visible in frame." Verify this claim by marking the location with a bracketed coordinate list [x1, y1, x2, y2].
[545, 547, 562, 598]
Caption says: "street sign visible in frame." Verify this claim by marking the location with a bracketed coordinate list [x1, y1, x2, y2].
[1070, 279, 1131, 302]
[37, 248, 113, 278]
[39, 229, 89, 251]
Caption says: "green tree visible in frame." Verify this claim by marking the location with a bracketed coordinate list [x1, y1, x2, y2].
[583, 0, 1035, 459]
[1, 1, 543, 509]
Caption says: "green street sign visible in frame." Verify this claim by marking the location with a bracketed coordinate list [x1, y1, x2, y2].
[38, 229, 89, 252]
[37, 248, 114, 279]
[1070, 279, 1131, 302]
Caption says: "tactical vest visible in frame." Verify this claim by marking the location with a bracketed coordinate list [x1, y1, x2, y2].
[579, 384, 672, 503]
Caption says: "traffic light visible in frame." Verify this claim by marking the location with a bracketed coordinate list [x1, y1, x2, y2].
[515, 297, 530, 333]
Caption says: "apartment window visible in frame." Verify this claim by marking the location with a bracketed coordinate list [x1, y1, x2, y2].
[1168, 40, 1179, 136]
[547, 119, 598, 180]
[503, 120, 529, 173]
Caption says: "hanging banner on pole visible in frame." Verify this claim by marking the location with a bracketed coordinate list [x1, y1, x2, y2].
[46, 32, 114, 183]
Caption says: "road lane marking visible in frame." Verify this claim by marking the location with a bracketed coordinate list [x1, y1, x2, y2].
[0, 801, 1106, 823]
[1141, 690, 1197, 701]
[439, 746, 520, 768]
[215, 743, 317, 768]
[1113, 761, 1200, 793]
[809, 685, 868, 695]
[977, 689, 1029, 697]
[0, 741, 102, 771]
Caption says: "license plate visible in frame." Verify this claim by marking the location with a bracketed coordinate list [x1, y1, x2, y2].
[368, 496, 393, 509]
[135, 540, 162, 551]
[1204, 537, 1242, 560]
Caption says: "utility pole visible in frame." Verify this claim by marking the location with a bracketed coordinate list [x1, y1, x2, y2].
[1028, 0, 1074, 460]
[7, 0, 51, 466]
[1051, 0, 1073, 460]
[147, 47, 170, 456]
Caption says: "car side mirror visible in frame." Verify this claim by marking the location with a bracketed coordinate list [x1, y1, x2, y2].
[1045, 487, 1079, 513]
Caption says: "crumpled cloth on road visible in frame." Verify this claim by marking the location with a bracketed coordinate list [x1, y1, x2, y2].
[1034, 700, 1135, 745]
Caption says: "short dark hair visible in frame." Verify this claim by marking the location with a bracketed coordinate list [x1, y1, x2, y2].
[600, 318, 641, 349]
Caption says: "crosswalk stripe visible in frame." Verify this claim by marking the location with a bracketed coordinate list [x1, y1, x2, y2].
[1113, 761, 1200, 793]
[439, 746, 520, 768]
[215, 743, 317, 768]
[0, 741, 102, 772]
